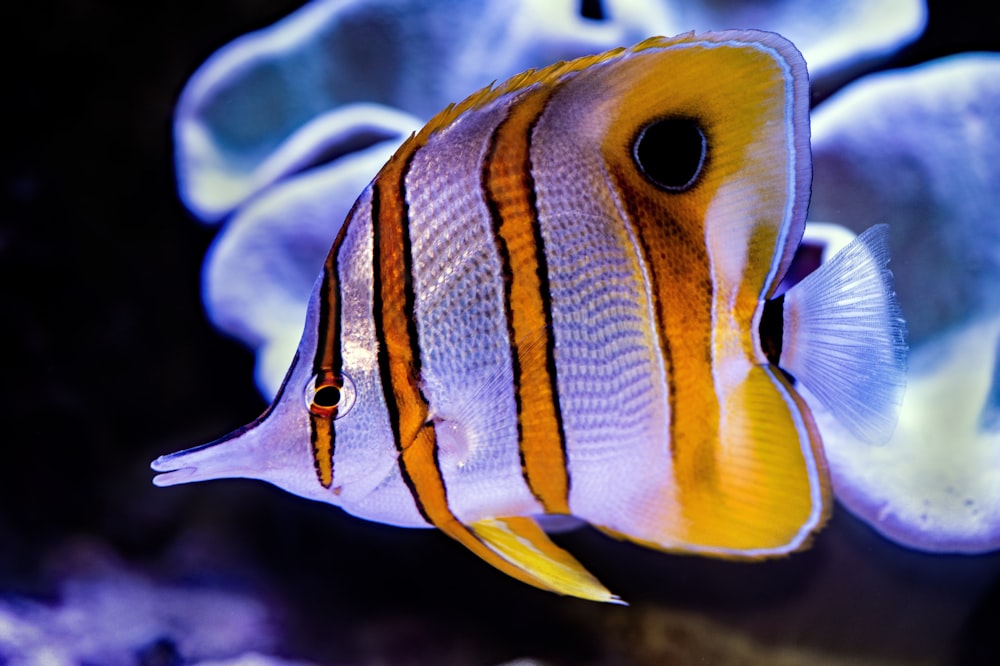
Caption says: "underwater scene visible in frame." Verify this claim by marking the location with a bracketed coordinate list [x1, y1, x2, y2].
[4, 0, 1000, 663]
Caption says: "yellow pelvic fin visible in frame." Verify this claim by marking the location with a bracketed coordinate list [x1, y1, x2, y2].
[467, 516, 624, 605]
[399, 424, 620, 602]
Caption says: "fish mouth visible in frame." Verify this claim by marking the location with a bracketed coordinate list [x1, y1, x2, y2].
[149, 411, 279, 488]
[149, 435, 242, 487]
[150, 455, 200, 487]
[150, 444, 217, 487]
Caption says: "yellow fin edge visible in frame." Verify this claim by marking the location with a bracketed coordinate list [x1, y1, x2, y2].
[383, 32, 712, 170]
[460, 516, 625, 604]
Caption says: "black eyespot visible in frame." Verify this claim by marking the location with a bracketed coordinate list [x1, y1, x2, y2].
[579, 0, 605, 20]
[305, 371, 357, 419]
[313, 384, 342, 409]
[632, 117, 707, 192]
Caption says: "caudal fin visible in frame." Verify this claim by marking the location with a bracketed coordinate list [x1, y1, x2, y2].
[780, 224, 908, 443]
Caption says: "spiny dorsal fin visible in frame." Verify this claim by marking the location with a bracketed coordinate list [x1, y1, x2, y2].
[376, 33, 711, 179]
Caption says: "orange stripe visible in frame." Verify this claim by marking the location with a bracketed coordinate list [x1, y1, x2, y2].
[483, 89, 570, 514]
[371, 140, 480, 535]
[369, 149, 437, 519]
[606, 162, 721, 525]
[307, 201, 356, 488]
[309, 416, 334, 488]
[369, 124, 585, 588]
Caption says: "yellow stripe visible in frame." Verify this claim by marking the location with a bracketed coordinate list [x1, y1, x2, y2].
[370, 152, 434, 508]
[483, 89, 570, 514]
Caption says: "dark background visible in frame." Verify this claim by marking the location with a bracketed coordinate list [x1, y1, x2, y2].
[4, 1, 1000, 664]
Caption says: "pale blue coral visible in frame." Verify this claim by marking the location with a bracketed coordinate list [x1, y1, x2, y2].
[806, 53, 1000, 552]
[176, 0, 926, 222]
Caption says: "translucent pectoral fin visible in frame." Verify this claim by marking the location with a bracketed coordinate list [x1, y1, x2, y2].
[781, 224, 908, 443]
[466, 516, 624, 604]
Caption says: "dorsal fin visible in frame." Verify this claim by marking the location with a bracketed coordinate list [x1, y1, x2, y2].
[376, 33, 707, 179]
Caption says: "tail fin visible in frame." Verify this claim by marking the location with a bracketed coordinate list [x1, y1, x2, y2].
[780, 224, 908, 443]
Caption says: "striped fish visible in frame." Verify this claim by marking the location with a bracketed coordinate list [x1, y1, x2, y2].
[153, 30, 907, 603]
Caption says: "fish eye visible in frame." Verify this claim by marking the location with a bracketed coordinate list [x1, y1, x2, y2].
[305, 371, 357, 419]
[632, 117, 706, 192]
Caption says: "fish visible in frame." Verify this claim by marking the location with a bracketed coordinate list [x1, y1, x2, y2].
[152, 30, 907, 603]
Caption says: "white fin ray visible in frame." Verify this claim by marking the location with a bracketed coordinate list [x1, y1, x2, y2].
[780, 224, 908, 443]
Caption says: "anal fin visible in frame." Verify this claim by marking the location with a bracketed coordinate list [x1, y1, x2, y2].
[593, 364, 830, 558]
[400, 423, 619, 603]
[469, 516, 624, 604]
